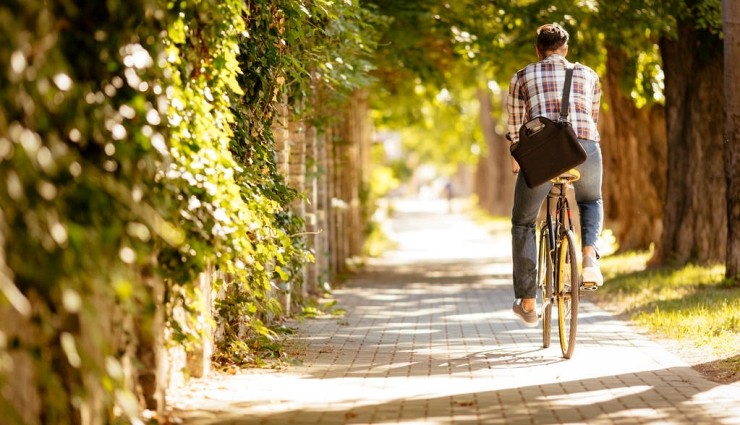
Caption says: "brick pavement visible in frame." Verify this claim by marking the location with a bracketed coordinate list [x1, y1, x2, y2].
[169, 199, 740, 425]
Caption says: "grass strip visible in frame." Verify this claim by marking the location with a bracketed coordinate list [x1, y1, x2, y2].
[595, 251, 740, 380]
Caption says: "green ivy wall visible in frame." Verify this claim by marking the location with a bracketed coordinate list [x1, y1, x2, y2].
[0, 1, 378, 423]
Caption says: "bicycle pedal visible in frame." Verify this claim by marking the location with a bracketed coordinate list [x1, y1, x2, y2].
[580, 283, 598, 292]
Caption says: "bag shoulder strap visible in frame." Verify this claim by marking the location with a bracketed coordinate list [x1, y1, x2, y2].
[560, 65, 574, 121]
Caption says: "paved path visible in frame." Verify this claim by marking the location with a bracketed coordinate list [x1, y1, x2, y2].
[169, 199, 740, 425]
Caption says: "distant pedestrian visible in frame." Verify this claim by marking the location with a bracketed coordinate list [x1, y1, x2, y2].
[506, 23, 604, 328]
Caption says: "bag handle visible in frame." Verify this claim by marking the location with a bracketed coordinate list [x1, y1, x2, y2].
[559, 66, 574, 121]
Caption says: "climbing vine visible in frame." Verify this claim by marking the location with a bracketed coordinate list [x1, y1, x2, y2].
[0, 0, 170, 423]
[208, 0, 380, 364]
[1, 0, 381, 423]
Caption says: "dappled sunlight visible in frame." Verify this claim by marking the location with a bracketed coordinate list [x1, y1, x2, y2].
[365, 293, 407, 301]
[543, 386, 652, 406]
[169, 199, 740, 425]
[169, 360, 740, 424]
[606, 408, 671, 422]
[373, 306, 459, 319]
[384, 329, 439, 335]
[377, 199, 512, 264]
[444, 311, 501, 322]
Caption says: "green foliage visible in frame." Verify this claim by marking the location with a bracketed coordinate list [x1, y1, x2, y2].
[401, 84, 483, 172]
[155, 0, 382, 370]
[160, 0, 304, 361]
[1, 0, 727, 421]
[0, 0, 169, 422]
[300, 298, 345, 319]
[362, 0, 724, 192]
[0, 0, 382, 422]
[437, 0, 606, 82]
[595, 0, 722, 104]
[365, 0, 458, 93]
[366, 0, 611, 180]
[279, 0, 382, 122]
[210, 0, 380, 360]
[690, 0, 723, 34]
[365, 0, 723, 184]
[629, 45, 665, 107]
[362, 218, 399, 258]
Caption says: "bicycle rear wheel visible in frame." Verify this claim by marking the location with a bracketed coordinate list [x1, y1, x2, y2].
[537, 226, 552, 348]
[557, 230, 579, 358]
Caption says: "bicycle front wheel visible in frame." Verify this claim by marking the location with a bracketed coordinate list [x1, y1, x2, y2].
[537, 225, 552, 348]
[557, 229, 579, 358]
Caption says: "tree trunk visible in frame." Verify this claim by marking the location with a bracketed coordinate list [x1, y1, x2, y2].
[657, 22, 726, 265]
[599, 46, 667, 252]
[474, 86, 515, 216]
[344, 90, 370, 259]
[724, 0, 740, 282]
[315, 125, 331, 288]
[475, 87, 496, 213]
[474, 151, 495, 213]
[289, 117, 307, 308]
[304, 122, 320, 296]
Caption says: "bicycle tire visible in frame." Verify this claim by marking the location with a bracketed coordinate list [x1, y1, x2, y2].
[557, 229, 579, 358]
[537, 225, 552, 348]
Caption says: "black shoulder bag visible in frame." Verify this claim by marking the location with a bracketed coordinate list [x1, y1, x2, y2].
[510, 66, 587, 188]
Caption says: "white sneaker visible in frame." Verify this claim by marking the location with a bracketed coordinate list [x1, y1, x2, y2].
[582, 255, 603, 286]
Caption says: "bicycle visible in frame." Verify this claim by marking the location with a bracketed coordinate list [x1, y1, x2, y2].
[536, 169, 595, 359]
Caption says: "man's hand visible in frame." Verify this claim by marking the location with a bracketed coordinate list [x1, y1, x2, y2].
[511, 157, 520, 174]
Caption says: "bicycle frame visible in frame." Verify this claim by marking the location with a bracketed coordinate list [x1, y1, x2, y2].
[542, 183, 574, 307]
[538, 177, 580, 358]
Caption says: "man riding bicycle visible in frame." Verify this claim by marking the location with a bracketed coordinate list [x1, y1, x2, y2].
[506, 23, 604, 327]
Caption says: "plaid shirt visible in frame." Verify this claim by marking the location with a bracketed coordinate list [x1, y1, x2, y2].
[507, 54, 601, 144]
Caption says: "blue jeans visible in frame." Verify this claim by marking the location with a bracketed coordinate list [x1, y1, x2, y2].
[511, 139, 603, 299]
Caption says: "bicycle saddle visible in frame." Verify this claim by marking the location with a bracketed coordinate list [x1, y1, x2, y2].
[551, 169, 580, 184]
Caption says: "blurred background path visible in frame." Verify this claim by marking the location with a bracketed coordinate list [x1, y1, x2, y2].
[168, 199, 740, 425]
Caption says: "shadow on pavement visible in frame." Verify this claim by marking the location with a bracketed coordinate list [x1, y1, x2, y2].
[169, 200, 740, 425]
[186, 366, 731, 425]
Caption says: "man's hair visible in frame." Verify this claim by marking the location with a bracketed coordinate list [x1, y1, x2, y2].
[536, 23, 569, 53]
